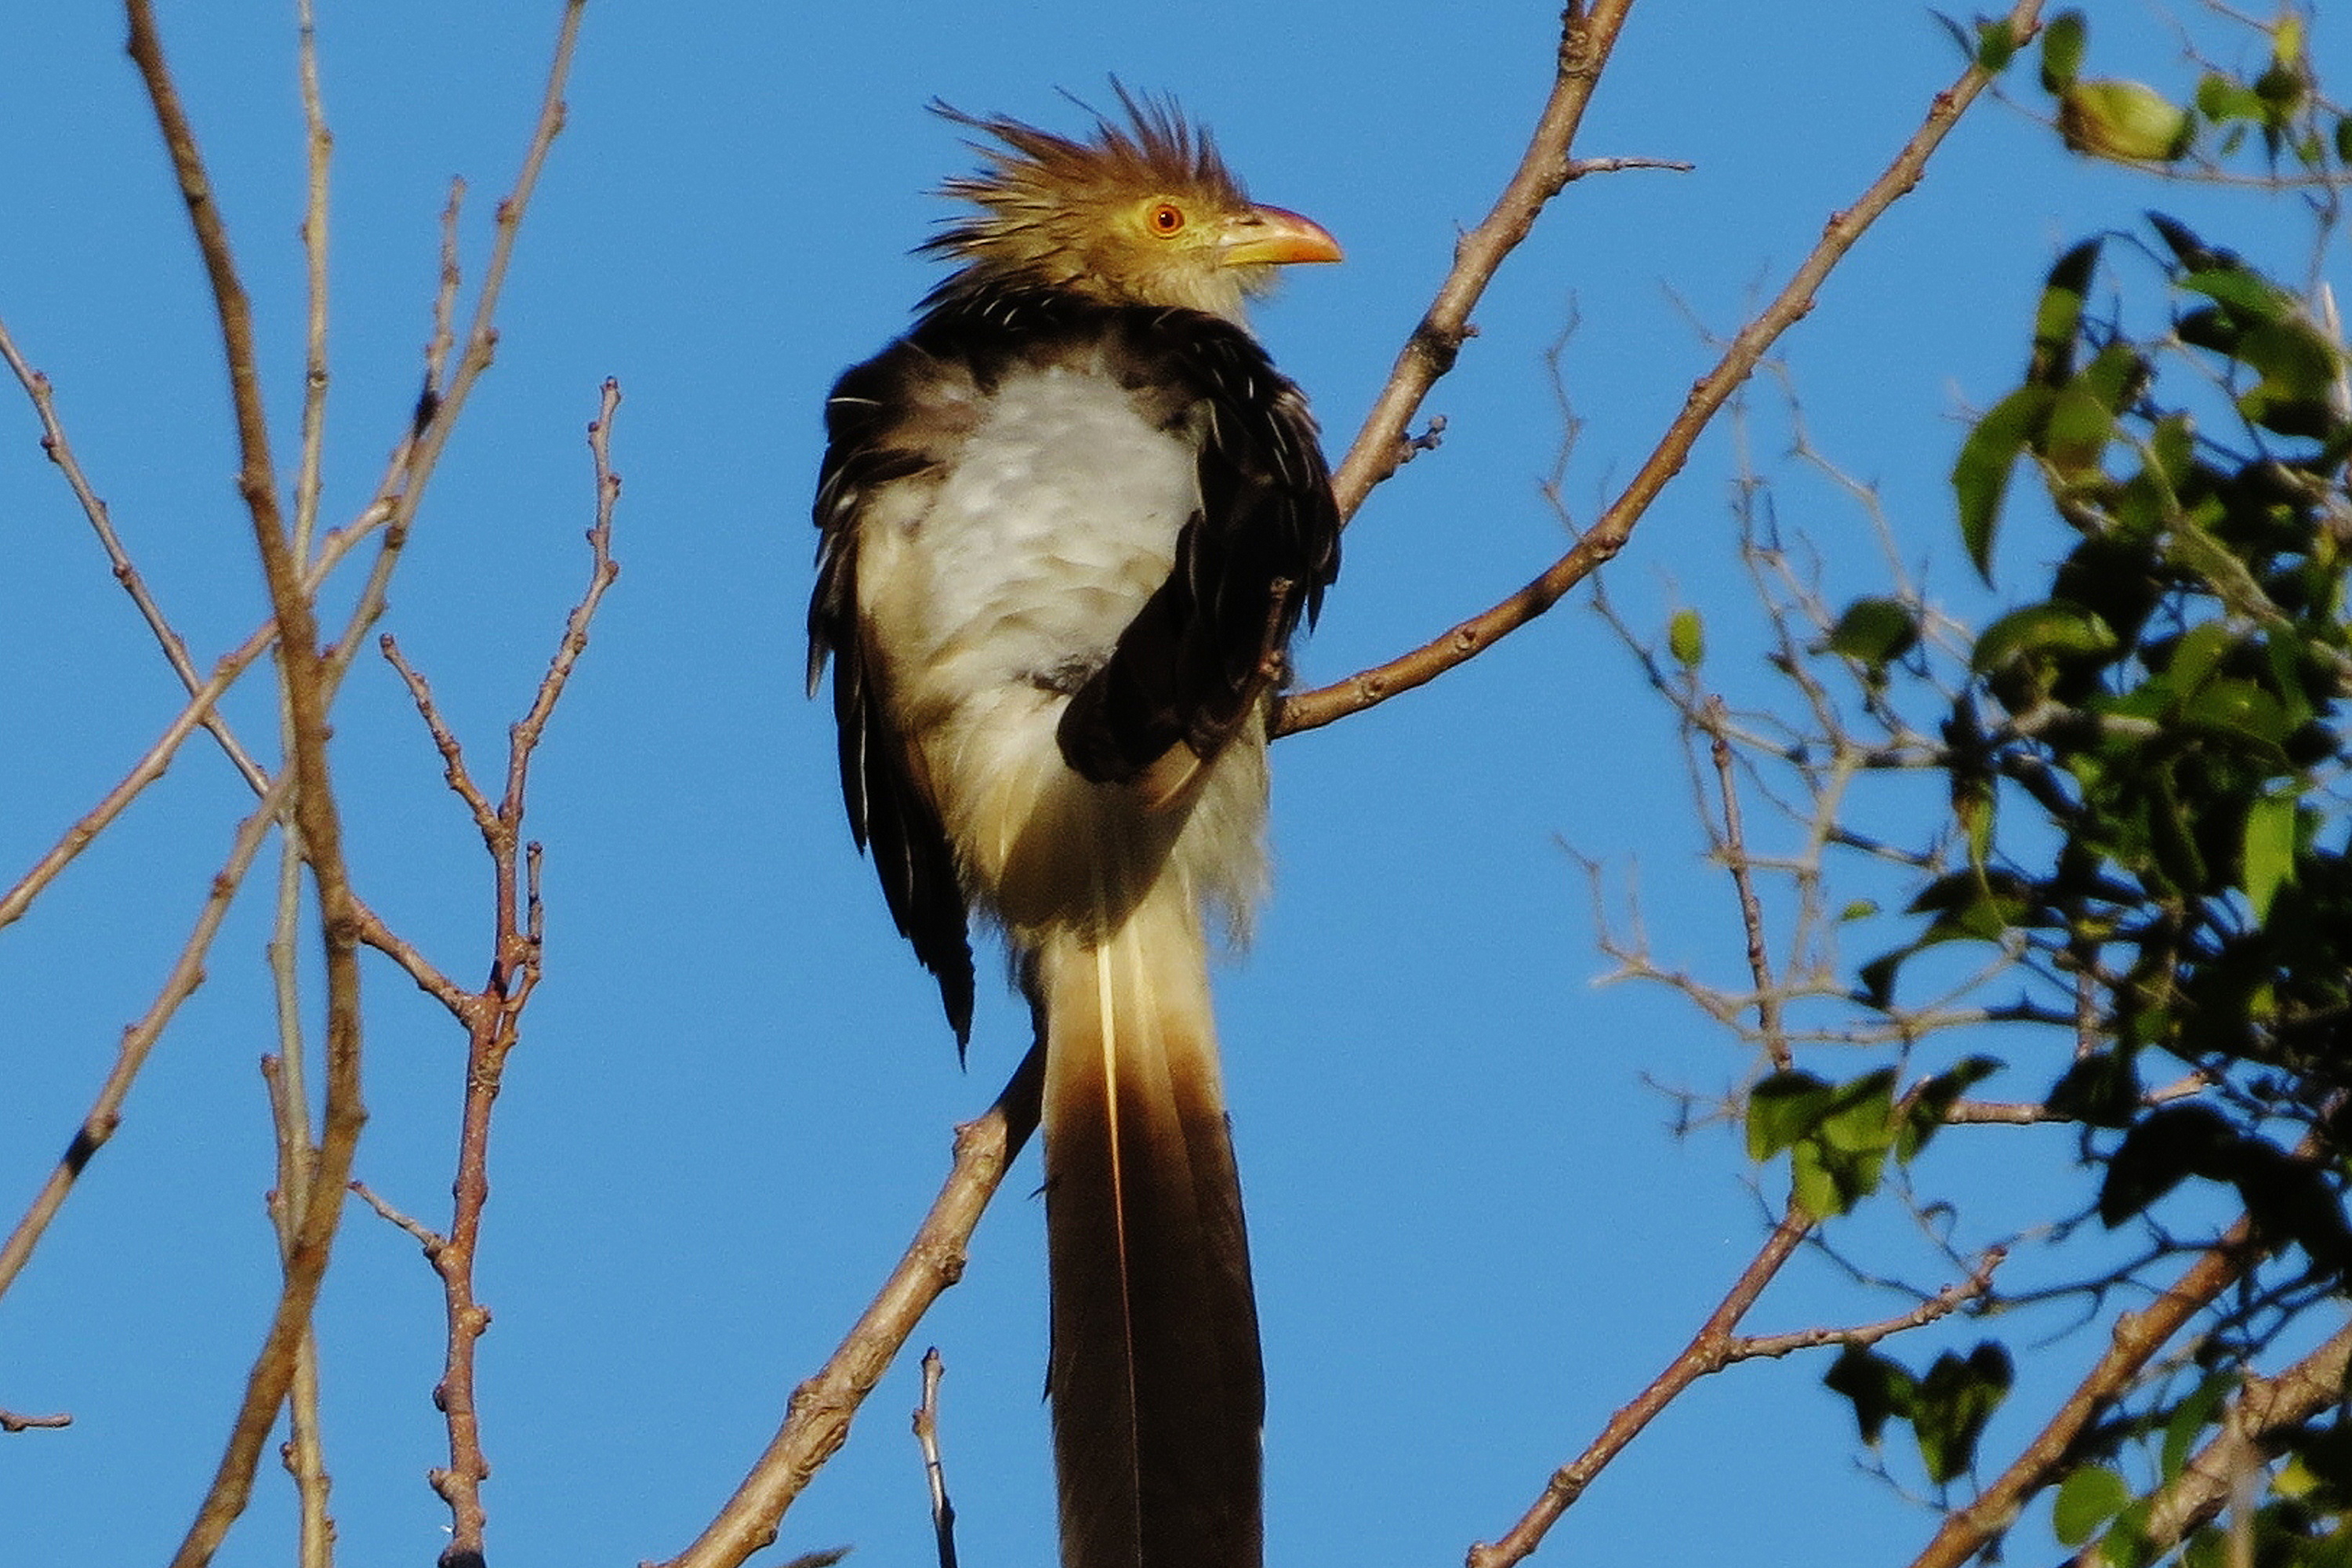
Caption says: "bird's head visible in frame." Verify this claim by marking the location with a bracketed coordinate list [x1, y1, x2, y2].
[920, 89, 1341, 325]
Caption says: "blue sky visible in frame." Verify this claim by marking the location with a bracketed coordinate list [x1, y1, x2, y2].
[3, 3, 2339, 1565]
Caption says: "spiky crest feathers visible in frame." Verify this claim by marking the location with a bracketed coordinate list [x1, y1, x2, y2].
[920, 90, 1277, 321]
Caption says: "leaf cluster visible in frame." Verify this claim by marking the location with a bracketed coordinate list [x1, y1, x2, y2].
[1815, 197, 2352, 1563]
[1894, 209, 2352, 1268]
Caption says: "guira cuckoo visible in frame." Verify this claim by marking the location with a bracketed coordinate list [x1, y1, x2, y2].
[807, 94, 1341, 1568]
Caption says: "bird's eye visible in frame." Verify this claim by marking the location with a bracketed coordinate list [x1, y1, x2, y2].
[1146, 201, 1185, 236]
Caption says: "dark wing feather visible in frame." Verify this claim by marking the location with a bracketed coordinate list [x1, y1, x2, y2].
[809, 354, 977, 1046]
[1055, 308, 1340, 785]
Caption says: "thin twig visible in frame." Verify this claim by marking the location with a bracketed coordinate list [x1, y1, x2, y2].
[1324, 0, 1635, 521]
[350, 1181, 446, 1254]
[261, 1056, 335, 1568]
[913, 1348, 960, 1568]
[1, 1408, 73, 1433]
[0, 774, 292, 1301]
[0, 314, 270, 793]
[292, 0, 331, 561]
[0, 625, 274, 933]
[270, 13, 338, 1555]
[125, 8, 372, 1563]
[1279, 0, 2051, 737]
[657, 1047, 1045, 1568]
[1704, 695, 1790, 1069]
[1902, 1216, 2265, 1568]
[382, 639, 501, 835]
[1729, 1247, 2005, 1360]
[1466, 1207, 1813, 1568]
[408, 379, 621, 1568]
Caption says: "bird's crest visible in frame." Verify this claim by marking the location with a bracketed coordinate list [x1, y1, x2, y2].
[919, 88, 1283, 321]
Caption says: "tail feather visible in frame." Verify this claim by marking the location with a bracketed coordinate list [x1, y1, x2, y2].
[1038, 887, 1263, 1568]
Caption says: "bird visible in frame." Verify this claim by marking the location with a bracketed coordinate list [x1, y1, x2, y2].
[805, 91, 1341, 1568]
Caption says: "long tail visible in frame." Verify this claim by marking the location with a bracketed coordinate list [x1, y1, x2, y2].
[1036, 883, 1263, 1568]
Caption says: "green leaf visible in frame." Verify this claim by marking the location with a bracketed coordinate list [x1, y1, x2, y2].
[2235, 317, 2341, 394]
[1974, 16, 2020, 72]
[2182, 677, 2287, 750]
[2197, 71, 2265, 126]
[2054, 1465, 2133, 1546]
[2336, 113, 2352, 165]
[2060, 80, 2193, 162]
[2043, 383, 2117, 477]
[1970, 601, 2120, 674]
[2147, 212, 2220, 270]
[1828, 597, 1920, 671]
[1915, 1342, 2014, 1483]
[1898, 1056, 2005, 1161]
[2031, 239, 2103, 386]
[1857, 947, 1908, 1010]
[1747, 1070, 1832, 1160]
[1955, 386, 2056, 582]
[2098, 1498, 2158, 1568]
[1824, 1345, 1915, 1446]
[2180, 266, 2292, 325]
[2161, 622, 2236, 695]
[2243, 791, 2299, 920]
[2161, 1375, 2233, 1482]
[2038, 10, 2087, 93]
[1668, 607, 1706, 668]
[1790, 1139, 1846, 1219]
[1819, 1069, 1900, 1155]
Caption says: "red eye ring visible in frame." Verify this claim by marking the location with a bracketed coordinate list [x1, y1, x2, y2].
[1147, 201, 1185, 236]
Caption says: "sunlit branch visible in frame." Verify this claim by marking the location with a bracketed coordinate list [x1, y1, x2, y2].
[1279, 0, 2053, 737]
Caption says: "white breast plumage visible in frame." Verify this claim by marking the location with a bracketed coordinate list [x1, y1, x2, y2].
[891, 360, 1197, 697]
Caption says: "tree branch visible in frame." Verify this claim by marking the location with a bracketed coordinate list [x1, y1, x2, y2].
[1903, 1217, 2264, 1568]
[1279, 0, 2050, 737]
[397, 379, 620, 1568]
[1467, 1207, 1812, 1568]
[2062, 1319, 2352, 1567]
[657, 1047, 1044, 1568]
[123, 5, 370, 1560]
[1325, 0, 1635, 520]
[0, 774, 292, 1302]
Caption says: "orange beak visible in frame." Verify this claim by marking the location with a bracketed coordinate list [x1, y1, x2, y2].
[1220, 202, 1344, 267]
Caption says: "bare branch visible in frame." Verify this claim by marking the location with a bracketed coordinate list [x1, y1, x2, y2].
[411, 379, 623, 1567]
[2062, 1320, 2352, 1567]
[124, 5, 374, 1559]
[1704, 696, 1790, 1069]
[382, 637, 501, 836]
[1279, 0, 2051, 737]
[658, 1048, 1044, 1568]
[0, 317, 270, 793]
[1326, 0, 1634, 520]
[1730, 1247, 2005, 1361]
[0, 775, 292, 1302]
[1, 1408, 73, 1433]
[1903, 1217, 2266, 1568]
[1467, 1208, 1812, 1568]
[349, 1181, 445, 1256]
[913, 1348, 960, 1568]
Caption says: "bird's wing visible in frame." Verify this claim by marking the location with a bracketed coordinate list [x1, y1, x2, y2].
[1054, 307, 1341, 790]
[810, 347, 978, 1045]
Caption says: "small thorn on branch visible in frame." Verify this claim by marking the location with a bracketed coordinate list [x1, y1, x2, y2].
[1402, 414, 1448, 464]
